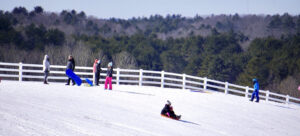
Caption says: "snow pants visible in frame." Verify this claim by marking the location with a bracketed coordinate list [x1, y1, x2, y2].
[44, 71, 49, 83]
[67, 78, 75, 85]
[168, 111, 177, 119]
[94, 72, 100, 85]
[251, 90, 259, 102]
[104, 77, 112, 90]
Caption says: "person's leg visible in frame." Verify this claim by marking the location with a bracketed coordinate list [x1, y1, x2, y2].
[250, 91, 255, 101]
[72, 79, 75, 85]
[46, 71, 49, 83]
[44, 71, 48, 83]
[95, 73, 100, 85]
[44, 72, 46, 82]
[104, 77, 108, 89]
[255, 91, 259, 102]
[66, 78, 71, 85]
[109, 77, 112, 90]
[169, 111, 177, 119]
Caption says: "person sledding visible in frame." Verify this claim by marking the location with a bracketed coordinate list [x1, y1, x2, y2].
[161, 100, 181, 120]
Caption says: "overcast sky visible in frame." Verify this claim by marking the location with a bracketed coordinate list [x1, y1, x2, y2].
[0, 0, 299, 19]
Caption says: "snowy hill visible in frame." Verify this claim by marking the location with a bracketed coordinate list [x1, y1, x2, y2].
[1, 81, 300, 136]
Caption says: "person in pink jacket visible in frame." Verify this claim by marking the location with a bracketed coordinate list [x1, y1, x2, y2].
[104, 62, 113, 90]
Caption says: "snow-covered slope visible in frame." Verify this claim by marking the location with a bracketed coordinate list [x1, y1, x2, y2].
[0, 81, 300, 136]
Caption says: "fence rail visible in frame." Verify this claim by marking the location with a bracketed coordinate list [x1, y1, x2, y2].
[1, 62, 300, 105]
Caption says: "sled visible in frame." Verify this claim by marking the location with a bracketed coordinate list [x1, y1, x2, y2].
[161, 114, 181, 120]
[66, 69, 82, 86]
[85, 78, 93, 86]
[83, 83, 92, 87]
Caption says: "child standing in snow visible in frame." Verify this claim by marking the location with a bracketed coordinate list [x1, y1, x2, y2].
[93, 59, 101, 86]
[250, 78, 260, 102]
[161, 100, 181, 120]
[104, 62, 113, 90]
[43, 55, 50, 84]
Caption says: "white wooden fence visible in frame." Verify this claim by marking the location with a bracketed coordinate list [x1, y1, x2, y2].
[1, 62, 300, 105]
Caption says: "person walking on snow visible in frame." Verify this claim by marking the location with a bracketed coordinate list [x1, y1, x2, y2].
[104, 62, 113, 90]
[93, 59, 102, 86]
[161, 100, 181, 120]
[66, 55, 76, 85]
[43, 55, 50, 84]
[250, 78, 260, 102]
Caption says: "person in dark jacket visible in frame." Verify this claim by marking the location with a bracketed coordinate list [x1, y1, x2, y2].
[66, 55, 76, 85]
[93, 59, 102, 86]
[104, 62, 113, 90]
[250, 78, 260, 102]
[161, 100, 181, 120]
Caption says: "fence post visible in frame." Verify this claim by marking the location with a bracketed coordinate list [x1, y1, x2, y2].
[139, 69, 143, 86]
[266, 90, 269, 102]
[225, 82, 228, 94]
[182, 74, 186, 90]
[286, 95, 290, 105]
[161, 71, 165, 88]
[203, 77, 207, 90]
[19, 62, 23, 82]
[116, 68, 120, 85]
[245, 86, 249, 98]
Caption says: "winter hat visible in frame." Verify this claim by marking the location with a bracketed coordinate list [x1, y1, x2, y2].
[108, 62, 113, 67]
[44, 55, 49, 60]
[166, 100, 171, 105]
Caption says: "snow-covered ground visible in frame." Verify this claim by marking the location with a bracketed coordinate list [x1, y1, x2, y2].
[0, 81, 300, 136]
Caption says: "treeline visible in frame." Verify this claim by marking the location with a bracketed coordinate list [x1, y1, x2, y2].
[2, 6, 300, 41]
[0, 6, 300, 97]
[72, 31, 300, 99]
[0, 12, 65, 50]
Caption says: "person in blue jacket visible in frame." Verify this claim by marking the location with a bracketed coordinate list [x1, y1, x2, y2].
[250, 78, 259, 102]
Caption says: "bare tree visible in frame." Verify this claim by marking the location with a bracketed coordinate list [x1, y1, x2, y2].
[0, 45, 30, 63]
[89, 49, 108, 68]
[277, 76, 300, 98]
[44, 45, 72, 65]
[71, 41, 93, 66]
[112, 51, 137, 69]
[267, 75, 300, 98]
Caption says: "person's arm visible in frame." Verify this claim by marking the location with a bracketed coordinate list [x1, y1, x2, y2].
[106, 68, 110, 77]
[72, 63, 75, 71]
[43, 60, 46, 71]
[110, 68, 113, 77]
[67, 61, 71, 70]
[97, 64, 101, 72]
[161, 105, 168, 114]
